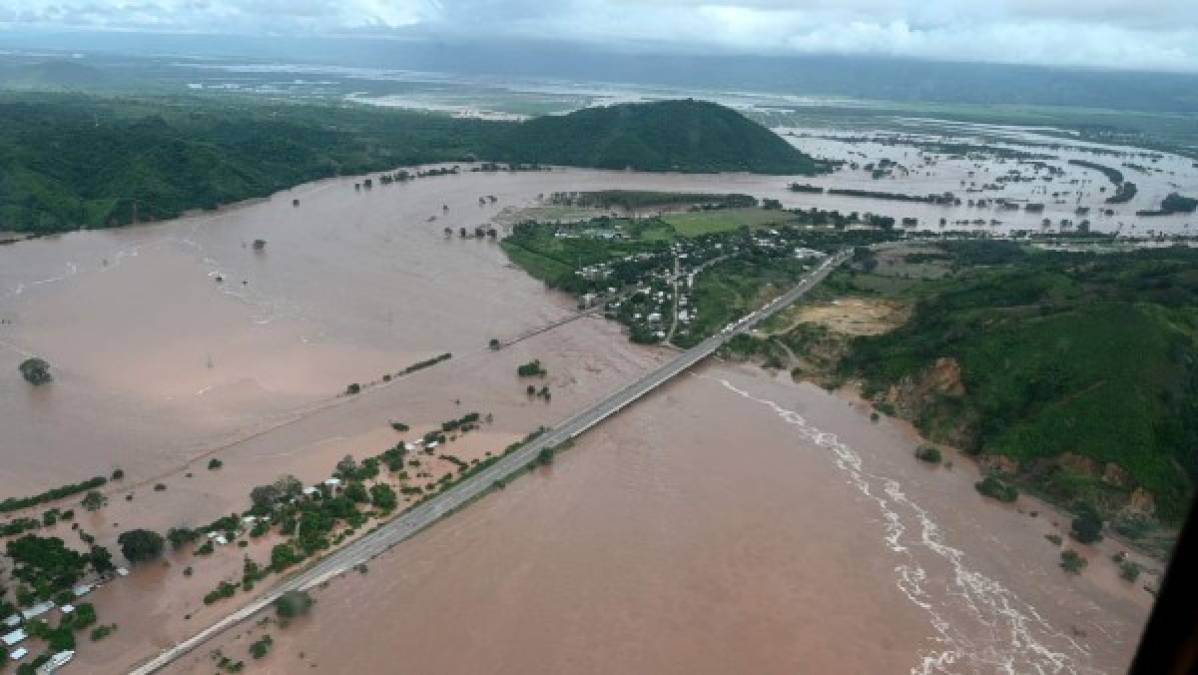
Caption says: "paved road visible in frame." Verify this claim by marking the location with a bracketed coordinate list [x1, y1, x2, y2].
[128, 250, 849, 675]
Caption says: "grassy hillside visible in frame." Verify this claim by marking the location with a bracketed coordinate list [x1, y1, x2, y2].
[836, 244, 1198, 523]
[496, 99, 823, 174]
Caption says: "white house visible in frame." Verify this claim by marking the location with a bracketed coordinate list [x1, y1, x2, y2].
[1, 628, 26, 647]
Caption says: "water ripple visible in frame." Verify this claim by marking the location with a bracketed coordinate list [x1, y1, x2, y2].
[708, 375, 1097, 675]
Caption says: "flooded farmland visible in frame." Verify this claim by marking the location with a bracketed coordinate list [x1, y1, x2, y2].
[0, 119, 1185, 673]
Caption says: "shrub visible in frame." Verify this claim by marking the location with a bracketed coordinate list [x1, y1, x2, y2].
[517, 360, 547, 377]
[1045, 533, 1063, 545]
[208, 458, 223, 470]
[111, 468, 124, 480]
[536, 447, 555, 466]
[167, 527, 198, 550]
[71, 602, 98, 629]
[1060, 549, 1087, 574]
[390, 421, 410, 432]
[915, 446, 942, 464]
[1119, 560, 1142, 582]
[345, 383, 361, 395]
[249, 634, 273, 659]
[270, 543, 302, 572]
[203, 581, 238, 605]
[975, 475, 1018, 503]
[90, 624, 117, 641]
[81, 491, 107, 512]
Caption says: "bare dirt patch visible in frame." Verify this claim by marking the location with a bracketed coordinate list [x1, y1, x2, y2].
[785, 297, 909, 336]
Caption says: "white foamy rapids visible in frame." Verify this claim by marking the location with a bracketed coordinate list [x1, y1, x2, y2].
[708, 376, 1099, 675]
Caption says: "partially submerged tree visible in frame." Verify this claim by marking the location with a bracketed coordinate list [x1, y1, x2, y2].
[18, 357, 52, 385]
[274, 589, 314, 620]
[117, 529, 165, 564]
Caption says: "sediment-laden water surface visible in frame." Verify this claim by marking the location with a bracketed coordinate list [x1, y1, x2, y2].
[167, 365, 1152, 675]
[0, 151, 1166, 673]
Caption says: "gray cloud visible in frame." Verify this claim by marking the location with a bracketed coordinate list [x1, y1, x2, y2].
[3, 0, 1198, 72]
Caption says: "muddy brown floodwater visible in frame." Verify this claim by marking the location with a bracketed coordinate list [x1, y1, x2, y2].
[0, 156, 1162, 674]
[169, 365, 1153, 675]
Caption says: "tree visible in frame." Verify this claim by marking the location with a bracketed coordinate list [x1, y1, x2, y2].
[117, 529, 164, 564]
[343, 482, 368, 504]
[81, 490, 106, 512]
[335, 455, 359, 479]
[250, 484, 281, 510]
[250, 476, 302, 510]
[18, 357, 52, 385]
[1070, 503, 1104, 544]
[88, 545, 114, 575]
[270, 543, 302, 572]
[274, 590, 314, 620]
[369, 483, 397, 510]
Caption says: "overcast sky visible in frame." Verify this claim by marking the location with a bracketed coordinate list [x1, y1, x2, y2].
[4, 0, 1198, 73]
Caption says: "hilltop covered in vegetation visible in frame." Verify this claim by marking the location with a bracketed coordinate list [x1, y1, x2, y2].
[751, 241, 1198, 533]
[497, 100, 822, 174]
[0, 95, 817, 233]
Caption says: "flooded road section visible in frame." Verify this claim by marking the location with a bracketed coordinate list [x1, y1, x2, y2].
[170, 365, 1151, 675]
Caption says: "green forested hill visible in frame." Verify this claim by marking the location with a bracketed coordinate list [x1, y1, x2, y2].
[838, 244, 1198, 523]
[497, 99, 820, 174]
[0, 96, 497, 232]
[0, 96, 817, 233]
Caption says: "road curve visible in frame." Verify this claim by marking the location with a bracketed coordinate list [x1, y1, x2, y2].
[129, 250, 848, 675]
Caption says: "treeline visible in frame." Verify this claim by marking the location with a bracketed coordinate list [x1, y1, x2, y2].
[0, 475, 107, 513]
[826, 188, 955, 204]
[1067, 159, 1124, 185]
[550, 190, 757, 210]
